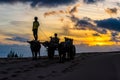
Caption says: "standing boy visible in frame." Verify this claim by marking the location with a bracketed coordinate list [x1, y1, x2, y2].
[33, 17, 40, 40]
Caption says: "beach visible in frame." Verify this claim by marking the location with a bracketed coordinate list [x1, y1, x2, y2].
[0, 52, 120, 80]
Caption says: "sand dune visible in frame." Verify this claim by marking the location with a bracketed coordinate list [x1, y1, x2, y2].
[0, 53, 120, 80]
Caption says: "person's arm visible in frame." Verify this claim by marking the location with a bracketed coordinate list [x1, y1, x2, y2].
[38, 21, 40, 27]
[32, 22, 34, 31]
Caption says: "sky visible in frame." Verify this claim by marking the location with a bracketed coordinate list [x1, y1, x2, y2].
[0, 0, 120, 46]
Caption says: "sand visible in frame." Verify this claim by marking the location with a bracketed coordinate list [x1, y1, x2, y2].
[0, 52, 120, 80]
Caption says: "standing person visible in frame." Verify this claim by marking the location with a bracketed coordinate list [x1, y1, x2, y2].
[33, 17, 40, 40]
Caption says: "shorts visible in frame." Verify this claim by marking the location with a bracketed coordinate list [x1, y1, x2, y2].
[33, 29, 38, 35]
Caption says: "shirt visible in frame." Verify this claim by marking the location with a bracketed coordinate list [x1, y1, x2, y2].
[33, 21, 39, 29]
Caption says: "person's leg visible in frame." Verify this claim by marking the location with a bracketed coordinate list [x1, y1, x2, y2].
[33, 30, 36, 40]
[33, 29, 38, 40]
[35, 29, 38, 40]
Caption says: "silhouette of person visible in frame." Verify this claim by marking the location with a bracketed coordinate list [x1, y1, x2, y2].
[64, 37, 73, 46]
[33, 17, 40, 40]
[49, 36, 53, 43]
[52, 33, 60, 44]
[51, 33, 60, 49]
[48, 33, 59, 59]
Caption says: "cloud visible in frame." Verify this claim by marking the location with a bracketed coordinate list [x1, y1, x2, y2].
[83, 0, 104, 4]
[116, 2, 120, 7]
[59, 18, 65, 22]
[6, 36, 29, 43]
[72, 17, 120, 34]
[44, 11, 65, 17]
[105, 8, 118, 16]
[43, 2, 119, 36]
[0, 30, 31, 43]
[44, 4, 80, 17]
[110, 32, 120, 43]
[0, 0, 78, 7]
[93, 33, 100, 36]
[75, 19, 94, 27]
[95, 18, 120, 32]
[69, 4, 80, 14]
[69, 16, 107, 34]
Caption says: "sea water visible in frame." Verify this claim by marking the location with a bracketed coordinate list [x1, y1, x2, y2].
[0, 44, 120, 58]
[0, 44, 59, 58]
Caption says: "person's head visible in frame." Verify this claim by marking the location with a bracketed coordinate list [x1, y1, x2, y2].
[54, 33, 57, 37]
[50, 36, 52, 39]
[64, 37, 67, 41]
[34, 17, 38, 21]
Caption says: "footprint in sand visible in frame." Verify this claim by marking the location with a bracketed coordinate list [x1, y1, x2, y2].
[19, 67, 23, 70]
[0, 71, 8, 74]
[52, 70, 57, 73]
[23, 69, 31, 72]
[6, 68, 13, 71]
[62, 67, 73, 73]
[11, 74, 18, 77]
[37, 75, 45, 79]
[23, 65, 29, 67]
[0, 77, 8, 80]
[28, 66, 34, 69]
[14, 70, 21, 73]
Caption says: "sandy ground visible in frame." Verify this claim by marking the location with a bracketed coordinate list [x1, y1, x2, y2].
[0, 52, 120, 80]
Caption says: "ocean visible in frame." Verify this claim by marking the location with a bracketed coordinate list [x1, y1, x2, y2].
[0, 45, 48, 58]
[0, 44, 120, 58]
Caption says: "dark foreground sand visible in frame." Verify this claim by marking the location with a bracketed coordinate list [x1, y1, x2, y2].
[0, 52, 120, 80]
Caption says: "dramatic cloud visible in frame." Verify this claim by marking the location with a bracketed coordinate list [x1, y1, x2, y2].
[105, 8, 118, 16]
[69, 4, 80, 14]
[83, 0, 104, 4]
[75, 19, 94, 27]
[73, 17, 120, 34]
[43, 1, 120, 41]
[44, 4, 80, 17]
[6, 36, 29, 43]
[0, 0, 78, 7]
[44, 11, 65, 17]
[69, 16, 107, 34]
[95, 18, 120, 32]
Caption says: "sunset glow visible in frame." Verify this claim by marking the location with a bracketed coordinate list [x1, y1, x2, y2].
[0, 0, 120, 47]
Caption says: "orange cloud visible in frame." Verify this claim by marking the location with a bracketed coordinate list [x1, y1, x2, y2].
[59, 18, 64, 22]
[105, 8, 118, 16]
[44, 4, 80, 17]
[69, 4, 80, 14]
[44, 11, 58, 17]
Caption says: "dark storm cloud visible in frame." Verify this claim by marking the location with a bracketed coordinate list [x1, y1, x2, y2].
[69, 16, 95, 27]
[95, 18, 120, 32]
[0, 0, 78, 7]
[75, 19, 94, 28]
[83, 0, 104, 4]
[69, 16, 107, 34]
[6, 36, 29, 43]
